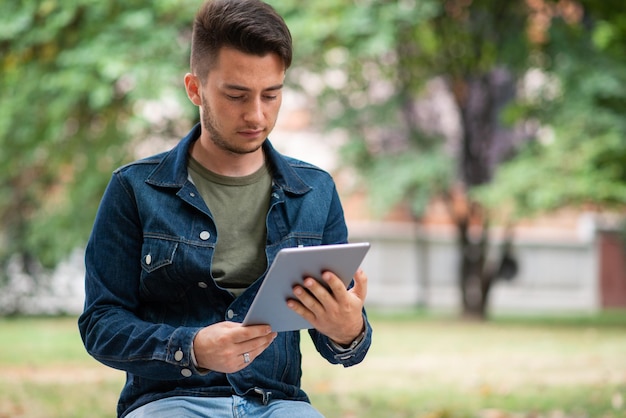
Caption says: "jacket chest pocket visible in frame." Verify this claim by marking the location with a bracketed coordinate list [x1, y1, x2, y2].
[139, 238, 187, 302]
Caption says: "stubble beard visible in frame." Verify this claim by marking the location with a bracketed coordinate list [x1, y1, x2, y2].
[201, 97, 262, 156]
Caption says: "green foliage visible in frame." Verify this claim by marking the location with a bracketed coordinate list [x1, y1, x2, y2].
[273, 1, 535, 220]
[342, 138, 453, 217]
[273, 0, 452, 218]
[475, 4, 626, 219]
[0, 1, 196, 270]
[2, 0, 625, 278]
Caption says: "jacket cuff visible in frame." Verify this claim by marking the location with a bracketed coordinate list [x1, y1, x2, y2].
[166, 327, 211, 377]
[325, 313, 372, 365]
[190, 330, 212, 375]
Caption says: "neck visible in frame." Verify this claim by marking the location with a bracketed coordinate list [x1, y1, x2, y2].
[190, 139, 265, 177]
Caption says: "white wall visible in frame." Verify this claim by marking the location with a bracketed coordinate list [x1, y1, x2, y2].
[349, 222, 600, 314]
[5, 221, 600, 316]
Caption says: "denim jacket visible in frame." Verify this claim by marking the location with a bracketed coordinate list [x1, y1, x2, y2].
[78, 124, 372, 417]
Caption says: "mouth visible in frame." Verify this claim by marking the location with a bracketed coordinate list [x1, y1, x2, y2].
[238, 129, 265, 139]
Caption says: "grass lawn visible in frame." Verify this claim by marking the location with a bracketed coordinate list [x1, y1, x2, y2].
[0, 311, 625, 418]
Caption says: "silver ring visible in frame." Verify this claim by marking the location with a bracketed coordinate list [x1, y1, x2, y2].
[243, 352, 250, 364]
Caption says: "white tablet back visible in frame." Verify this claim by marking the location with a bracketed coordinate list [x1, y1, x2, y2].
[242, 242, 370, 332]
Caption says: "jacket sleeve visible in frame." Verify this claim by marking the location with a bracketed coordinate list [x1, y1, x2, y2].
[308, 312, 373, 367]
[312, 183, 373, 366]
[78, 171, 205, 380]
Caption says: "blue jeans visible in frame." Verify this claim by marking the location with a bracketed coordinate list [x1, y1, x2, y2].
[125, 395, 325, 418]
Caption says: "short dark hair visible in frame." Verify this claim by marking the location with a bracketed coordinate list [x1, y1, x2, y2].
[190, 0, 293, 80]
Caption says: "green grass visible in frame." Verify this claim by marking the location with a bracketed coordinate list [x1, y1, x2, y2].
[0, 316, 120, 418]
[306, 310, 626, 418]
[1, 312, 625, 418]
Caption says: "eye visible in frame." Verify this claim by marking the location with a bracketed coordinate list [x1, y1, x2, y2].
[226, 95, 244, 101]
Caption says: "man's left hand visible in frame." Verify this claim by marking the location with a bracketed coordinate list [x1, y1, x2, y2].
[287, 268, 367, 346]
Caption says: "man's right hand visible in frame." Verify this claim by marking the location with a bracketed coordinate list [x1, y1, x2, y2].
[192, 322, 277, 373]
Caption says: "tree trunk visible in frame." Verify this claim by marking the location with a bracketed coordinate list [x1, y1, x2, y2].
[457, 209, 494, 320]
[452, 71, 511, 319]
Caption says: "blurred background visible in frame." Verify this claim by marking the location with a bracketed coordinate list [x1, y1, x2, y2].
[1, 0, 625, 319]
[2, 1, 626, 417]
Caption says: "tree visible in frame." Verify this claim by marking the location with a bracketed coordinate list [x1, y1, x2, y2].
[275, 0, 626, 319]
[0, 0, 197, 311]
[476, 0, 626, 219]
[274, 0, 534, 319]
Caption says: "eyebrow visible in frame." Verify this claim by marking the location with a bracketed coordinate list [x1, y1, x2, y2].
[223, 83, 284, 92]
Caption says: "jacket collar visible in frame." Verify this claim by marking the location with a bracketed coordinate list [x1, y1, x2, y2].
[146, 123, 311, 195]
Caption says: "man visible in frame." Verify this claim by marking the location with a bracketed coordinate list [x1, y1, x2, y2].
[78, 0, 372, 417]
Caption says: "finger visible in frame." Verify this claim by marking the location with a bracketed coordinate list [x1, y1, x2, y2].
[287, 289, 318, 324]
[237, 332, 277, 367]
[349, 268, 368, 301]
[237, 331, 277, 352]
[234, 328, 276, 359]
[303, 276, 337, 307]
[292, 282, 322, 312]
[232, 324, 274, 343]
[320, 271, 351, 301]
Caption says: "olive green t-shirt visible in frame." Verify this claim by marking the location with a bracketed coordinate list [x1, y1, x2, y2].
[188, 156, 272, 296]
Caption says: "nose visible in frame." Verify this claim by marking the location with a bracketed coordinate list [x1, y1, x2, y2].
[243, 97, 264, 125]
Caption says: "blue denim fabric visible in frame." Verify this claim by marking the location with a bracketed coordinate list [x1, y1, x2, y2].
[78, 124, 372, 418]
[126, 395, 324, 418]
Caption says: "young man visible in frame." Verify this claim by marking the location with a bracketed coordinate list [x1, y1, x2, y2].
[78, 0, 372, 417]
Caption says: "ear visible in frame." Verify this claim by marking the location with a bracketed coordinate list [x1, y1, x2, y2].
[184, 73, 202, 106]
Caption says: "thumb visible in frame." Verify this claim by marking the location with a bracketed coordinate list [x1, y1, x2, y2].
[349, 268, 368, 301]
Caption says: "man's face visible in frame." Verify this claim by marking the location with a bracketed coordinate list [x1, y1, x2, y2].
[196, 47, 285, 155]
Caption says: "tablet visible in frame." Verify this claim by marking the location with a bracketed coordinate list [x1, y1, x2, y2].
[242, 242, 370, 332]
